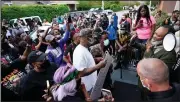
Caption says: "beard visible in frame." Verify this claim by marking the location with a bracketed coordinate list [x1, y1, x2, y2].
[40, 60, 51, 70]
[51, 41, 59, 48]
[151, 39, 163, 47]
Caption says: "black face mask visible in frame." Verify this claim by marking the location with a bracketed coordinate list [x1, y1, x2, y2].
[50, 40, 58, 48]
[19, 47, 26, 55]
[40, 60, 51, 70]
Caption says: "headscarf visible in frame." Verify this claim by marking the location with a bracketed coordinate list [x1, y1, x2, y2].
[52, 65, 78, 101]
[52, 79, 77, 101]
[53, 65, 77, 84]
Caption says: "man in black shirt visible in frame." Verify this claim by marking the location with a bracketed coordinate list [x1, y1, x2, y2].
[18, 51, 58, 101]
[137, 58, 180, 102]
[63, 33, 80, 65]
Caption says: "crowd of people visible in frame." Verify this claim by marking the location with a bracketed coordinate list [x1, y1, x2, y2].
[1, 4, 180, 101]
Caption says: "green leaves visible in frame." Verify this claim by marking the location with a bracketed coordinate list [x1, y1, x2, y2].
[152, 11, 169, 30]
[76, 1, 141, 12]
[2, 5, 69, 22]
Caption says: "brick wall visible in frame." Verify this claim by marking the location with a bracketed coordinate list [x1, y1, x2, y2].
[159, 1, 176, 15]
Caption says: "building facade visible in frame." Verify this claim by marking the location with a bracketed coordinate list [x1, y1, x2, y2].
[158, 0, 179, 15]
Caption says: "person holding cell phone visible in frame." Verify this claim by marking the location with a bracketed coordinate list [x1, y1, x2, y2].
[45, 21, 70, 68]
[132, 5, 156, 44]
[34, 27, 51, 52]
[132, 5, 156, 61]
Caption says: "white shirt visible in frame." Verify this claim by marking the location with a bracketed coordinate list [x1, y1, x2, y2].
[73, 44, 97, 91]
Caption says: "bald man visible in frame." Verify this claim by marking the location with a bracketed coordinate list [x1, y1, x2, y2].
[63, 33, 80, 65]
[144, 26, 176, 77]
[137, 58, 180, 102]
[131, 25, 177, 100]
[132, 25, 176, 72]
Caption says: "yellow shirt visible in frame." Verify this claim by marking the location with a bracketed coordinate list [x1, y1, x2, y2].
[118, 34, 131, 46]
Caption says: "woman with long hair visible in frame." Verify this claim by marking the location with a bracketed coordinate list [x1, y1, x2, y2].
[131, 5, 156, 65]
[132, 5, 156, 44]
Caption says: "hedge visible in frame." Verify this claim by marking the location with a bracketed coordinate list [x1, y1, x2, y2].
[77, 1, 102, 11]
[77, 1, 140, 12]
[2, 5, 69, 22]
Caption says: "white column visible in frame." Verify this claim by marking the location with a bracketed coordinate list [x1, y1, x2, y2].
[174, 0, 180, 11]
[101, 0, 104, 10]
[75, 4, 77, 11]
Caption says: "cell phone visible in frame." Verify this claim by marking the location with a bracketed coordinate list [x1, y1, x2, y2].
[68, 15, 72, 23]
[140, 20, 143, 26]
[140, 20, 143, 23]
[46, 80, 50, 95]
[101, 89, 112, 101]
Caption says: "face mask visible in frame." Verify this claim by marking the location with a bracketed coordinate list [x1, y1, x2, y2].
[50, 40, 59, 48]
[40, 60, 50, 70]
[151, 39, 163, 47]
[104, 39, 110, 46]
[174, 25, 180, 31]
[141, 79, 150, 90]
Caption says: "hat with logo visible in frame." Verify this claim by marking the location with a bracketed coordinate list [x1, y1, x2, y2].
[27, 51, 47, 63]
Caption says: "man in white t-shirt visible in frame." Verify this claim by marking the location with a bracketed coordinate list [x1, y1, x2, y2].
[73, 28, 106, 93]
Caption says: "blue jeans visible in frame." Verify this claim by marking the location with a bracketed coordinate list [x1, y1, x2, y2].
[136, 39, 148, 44]
[135, 38, 148, 60]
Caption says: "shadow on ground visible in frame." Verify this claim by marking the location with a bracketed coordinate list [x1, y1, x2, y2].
[112, 81, 141, 101]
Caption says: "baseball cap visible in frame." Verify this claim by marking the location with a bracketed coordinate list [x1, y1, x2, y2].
[79, 28, 92, 37]
[27, 51, 47, 64]
[45, 35, 55, 42]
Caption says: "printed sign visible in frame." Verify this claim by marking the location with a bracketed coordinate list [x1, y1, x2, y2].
[90, 51, 113, 100]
